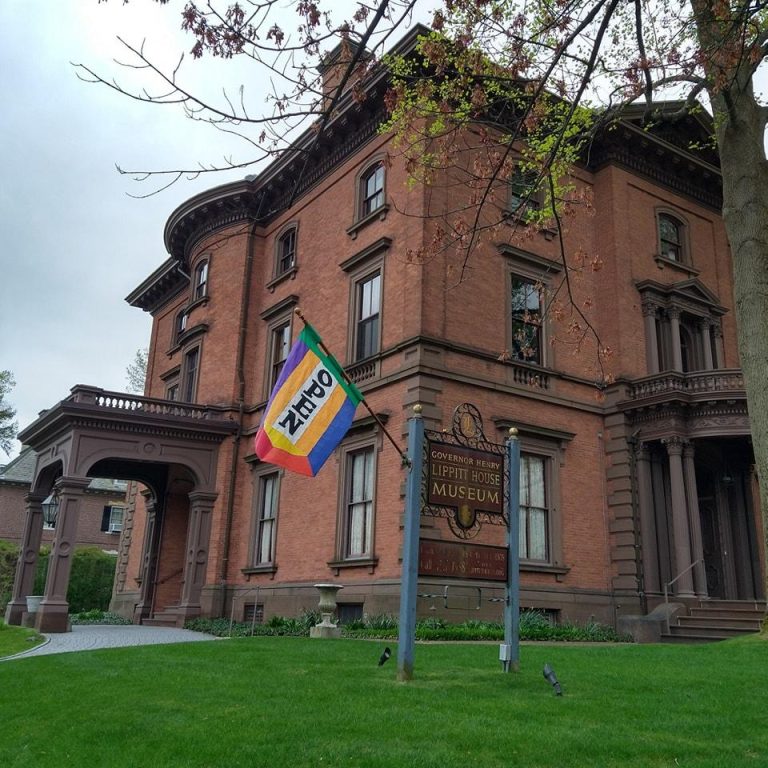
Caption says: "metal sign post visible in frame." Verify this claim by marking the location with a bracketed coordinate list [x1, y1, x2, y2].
[500, 428, 521, 673]
[397, 406, 424, 682]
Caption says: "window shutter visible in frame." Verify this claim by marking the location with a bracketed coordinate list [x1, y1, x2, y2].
[101, 506, 111, 532]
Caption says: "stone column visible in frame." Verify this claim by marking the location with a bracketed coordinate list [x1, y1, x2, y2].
[698, 319, 714, 371]
[635, 443, 660, 593]
[179, 490, 218, 621]
[642, 301, 660, 375]
[4, 493, 46, 626]
[133, 493, 160, 623]
[36, 476, 91, 633]
[713, 321, 725, 368]
[683, 443, 707, 598]
[662, 437, 694, 597]
[667, 308, 683, 372]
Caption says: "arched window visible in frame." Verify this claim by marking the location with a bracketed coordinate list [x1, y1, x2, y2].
[276, 228, 297, 275]
[194, 259, 209, 300]
[175, 309, 189, 344]
[658, 213, 685, 262]
[360, 162, 385, 218]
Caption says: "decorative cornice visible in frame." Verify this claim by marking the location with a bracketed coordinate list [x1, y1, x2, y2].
[587, 122, 722, 210]
[497, 244, 563, 274]
[635, 278, 728, 317]
[260, 294, 299, 321]
[163, 87, 391, 269]
[125, 257, 188, 314]
[339, 236, 392, 273]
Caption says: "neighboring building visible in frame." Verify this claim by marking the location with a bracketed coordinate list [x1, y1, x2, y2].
[5, 26, 764, 636]
[0, 447, 127, 549]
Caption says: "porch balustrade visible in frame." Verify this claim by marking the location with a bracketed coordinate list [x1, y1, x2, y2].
[626, 369, 744, 401]
[67, 385, 228, 420]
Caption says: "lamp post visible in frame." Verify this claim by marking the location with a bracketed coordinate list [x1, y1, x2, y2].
[41, 489, 60, 529]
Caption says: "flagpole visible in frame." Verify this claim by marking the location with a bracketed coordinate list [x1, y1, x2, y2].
[294, 308, 411, 467]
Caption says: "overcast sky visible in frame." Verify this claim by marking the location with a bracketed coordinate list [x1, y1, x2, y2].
[1, 2, 765, 464]
[0, 1, 431, 464]
[0, 2, 268, 461]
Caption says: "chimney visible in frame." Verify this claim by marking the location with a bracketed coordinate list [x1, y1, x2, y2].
[317, 37, 371, 111]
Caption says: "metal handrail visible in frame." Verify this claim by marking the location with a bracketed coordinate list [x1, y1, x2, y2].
[663, 559, 703, 634]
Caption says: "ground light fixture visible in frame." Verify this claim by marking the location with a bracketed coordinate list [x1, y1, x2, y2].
[41, 489, 60, 529]
[378, 647, 391, 666]
[543, 664, 563, 695]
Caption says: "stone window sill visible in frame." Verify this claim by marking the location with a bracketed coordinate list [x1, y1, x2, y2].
[327, 557, 378, 575]
[242, 565, 278, 580]
[520, 562, 571, 582]
[654, 255, 699, 276]
[266, 266, 298, 293]
[346, 204, 389, 240]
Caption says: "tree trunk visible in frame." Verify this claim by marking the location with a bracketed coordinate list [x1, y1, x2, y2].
[707, 78, 768, 600]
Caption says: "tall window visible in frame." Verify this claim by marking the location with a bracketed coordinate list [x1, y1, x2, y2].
[509, 166, 539, 214]
[175, 309, 189, 343]
[269, 322, 291, 389]
[254, 473, 279, 565]
[277, 228, 296, 275]
[510, 276, 543, 364]
[355, 271, 381, 361]
[166, 382, 179, 401]
[519, 454, 548, 561]
[658, 213, 684, 262]
[182, 347, 200, 402]
[360, 163, 385, 217]
[345, 447, 375, 558]
[194, 260, 209, 300]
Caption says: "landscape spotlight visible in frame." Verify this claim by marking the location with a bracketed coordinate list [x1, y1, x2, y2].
[378, 647, 391, 666]
[543, 664, 563, 695]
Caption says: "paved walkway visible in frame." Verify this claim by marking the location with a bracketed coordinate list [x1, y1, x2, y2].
[4, 624, 219, 661]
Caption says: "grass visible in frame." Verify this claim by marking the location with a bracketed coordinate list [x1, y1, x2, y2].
[0, 621, 44, 657]
[1, 634, 766, 767]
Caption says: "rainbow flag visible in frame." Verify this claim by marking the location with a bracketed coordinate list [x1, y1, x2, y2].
[254, 322, 363, 476]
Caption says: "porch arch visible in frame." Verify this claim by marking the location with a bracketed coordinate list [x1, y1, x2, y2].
[5, 386, 237, 632]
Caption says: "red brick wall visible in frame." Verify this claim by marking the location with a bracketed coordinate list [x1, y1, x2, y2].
[123, 122, 739, 627]
[0, 483, 126, 550]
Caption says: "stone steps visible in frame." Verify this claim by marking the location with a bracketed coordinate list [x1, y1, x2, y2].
[660, 599, 765, 644]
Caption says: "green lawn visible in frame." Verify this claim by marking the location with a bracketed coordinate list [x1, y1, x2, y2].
[1, 635, 765, 767]
[0, 621, 44, 657]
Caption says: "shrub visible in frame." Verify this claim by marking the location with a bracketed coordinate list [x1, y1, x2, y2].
[33, 546, 116, 613]
[0, 540, 19, 612]
[33, 546, 50, 595]
[185, 616, 310, 638]
[66, 548, 117, 613]
[417, 616, 446, 631]
[70, 610, 132, 626]
[362, 613, 398, 630]
[186, 608, 630, 643]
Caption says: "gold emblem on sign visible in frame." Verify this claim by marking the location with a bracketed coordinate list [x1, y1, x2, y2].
[459, 412, 477, 438]
[456, 503, 477, 529]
